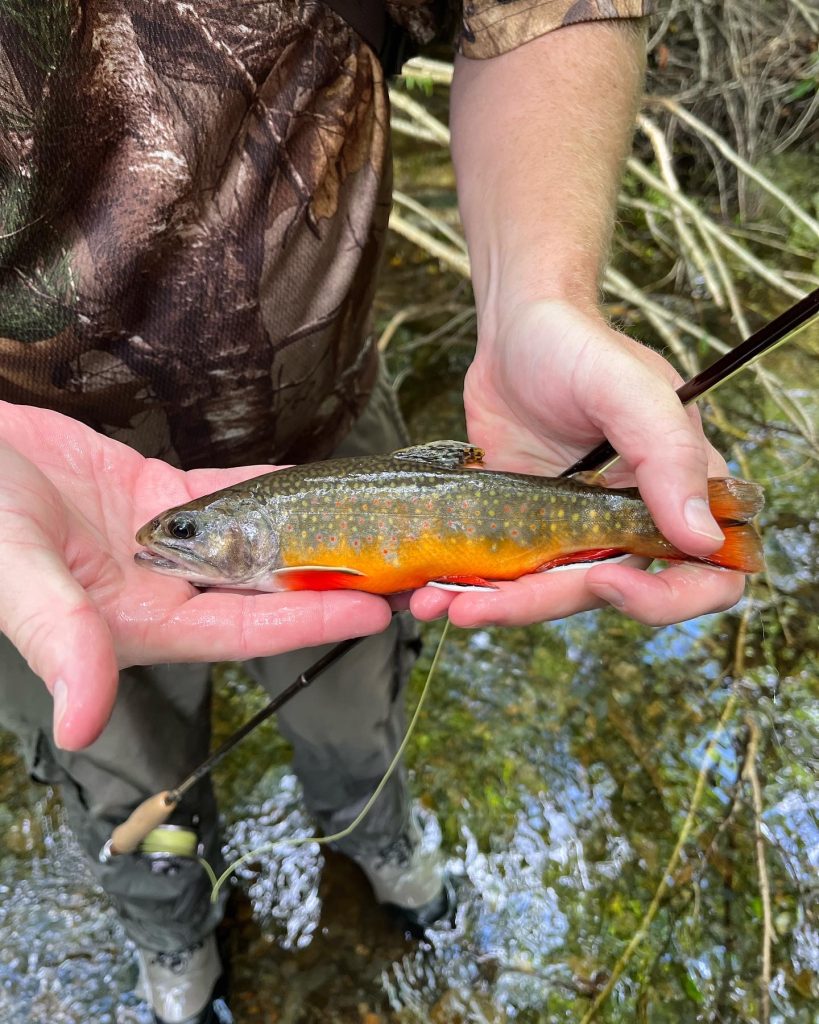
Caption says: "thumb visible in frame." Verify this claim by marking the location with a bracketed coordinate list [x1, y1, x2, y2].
[0, 539, 119, 750]
[0, 444, 119, 750]
[586, 353, 724, 556]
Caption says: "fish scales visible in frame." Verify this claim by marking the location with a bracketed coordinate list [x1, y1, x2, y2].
[135, 442, 765, 593]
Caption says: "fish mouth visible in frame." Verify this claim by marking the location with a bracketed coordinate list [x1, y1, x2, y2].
[134, 545, 224, 580]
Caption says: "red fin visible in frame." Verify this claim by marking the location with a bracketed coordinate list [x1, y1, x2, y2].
[275, 566, 365, 591]
[697, 524, 765, 573]
[429, 575, 498, 591]
[700, 478, 765, 572]
[707, 477, 764, 524]
[536, 548, 627, 571]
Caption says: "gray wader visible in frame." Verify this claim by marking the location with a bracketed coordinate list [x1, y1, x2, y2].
[0, 367, 419, 952]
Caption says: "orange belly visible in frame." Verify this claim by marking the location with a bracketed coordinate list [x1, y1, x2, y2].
[278, 531, 552, 593]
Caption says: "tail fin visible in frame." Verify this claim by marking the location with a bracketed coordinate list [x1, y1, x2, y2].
[703, 477, 765, 572]
[707, 477, 764, 524]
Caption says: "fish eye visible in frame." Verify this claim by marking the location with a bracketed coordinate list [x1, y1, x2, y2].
[168, 516, 197, 540]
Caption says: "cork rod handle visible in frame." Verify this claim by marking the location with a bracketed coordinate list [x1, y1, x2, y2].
[108, 791, 178, 855]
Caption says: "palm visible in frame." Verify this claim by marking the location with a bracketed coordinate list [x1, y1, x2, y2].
[0, 402, 391, 748]
[464, 301, 704, 483]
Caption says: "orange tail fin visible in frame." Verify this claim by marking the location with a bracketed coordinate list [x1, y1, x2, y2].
[707, 477, 764, 524]
[702, 477, 765, 572]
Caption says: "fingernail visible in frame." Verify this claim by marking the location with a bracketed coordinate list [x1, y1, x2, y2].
[52, 678, 69, 748]
[592, 584, 625, 609]
[684, 497, 724, 542]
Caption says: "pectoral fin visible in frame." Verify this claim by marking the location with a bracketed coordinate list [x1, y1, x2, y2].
[274, 565, 366, 591]
[392, 440, 485, 470]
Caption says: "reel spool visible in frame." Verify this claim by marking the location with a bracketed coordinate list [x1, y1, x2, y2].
[139, 825, 200, 860]
[100, 824, 201, 868]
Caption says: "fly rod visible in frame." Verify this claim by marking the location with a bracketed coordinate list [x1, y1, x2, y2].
[560, 286, 819, 478]
[102, 288, 818, 859]
[101, 636, 364, 858]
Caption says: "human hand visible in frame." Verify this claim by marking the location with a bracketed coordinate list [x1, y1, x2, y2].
[410, 300, 746, 628]
[0, 403, 392, 750]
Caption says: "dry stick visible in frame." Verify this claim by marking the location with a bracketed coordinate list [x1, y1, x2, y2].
[400, 57, 454, 86]
[626, 158, 805, 301]
[742, 717, 774, 1024]
[579, 602, 752, 1024]
[390, 118, 440, 144]
[787, 0, 819, 32]
[652, 97, 819, 241]
[700, 226, 751, 338]
[636, 123, 754, 339]
[392, 190, 468, 253]
[637, 114, 725, 307]
[377, 305, 427, 352]
[376, 302, 468, 352]
[388, 211, 471, 278]
[624, 160, 818, 444]
[387, 88, 451, 145]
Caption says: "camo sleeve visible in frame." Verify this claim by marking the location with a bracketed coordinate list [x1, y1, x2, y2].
[458, 0, 652, 59]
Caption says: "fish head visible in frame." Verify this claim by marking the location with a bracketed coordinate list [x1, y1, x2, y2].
[134, 496, 280, 587]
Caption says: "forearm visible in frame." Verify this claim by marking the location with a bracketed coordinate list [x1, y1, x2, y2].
[450, 19, 647, 335]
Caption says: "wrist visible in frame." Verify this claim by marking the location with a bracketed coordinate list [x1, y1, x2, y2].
[472, 291, 606, 367]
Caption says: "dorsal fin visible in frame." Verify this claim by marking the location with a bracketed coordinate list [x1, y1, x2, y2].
[392, 440, 485, 470]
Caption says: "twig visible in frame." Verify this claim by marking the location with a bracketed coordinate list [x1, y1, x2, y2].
[392, 190, 467, 253]
[625, 157, 805, 300]
[742, 717, 773, 1024]
[650, 97, 819, 240]
[376, 302, 467, 352]
[636, 114, 725, 306]
[388, 211, 471, 278]
[388, 88, 450, 146]
[390, 117, 440, 144]
[400, 57, 454, 86]
[787, 0, 819, 31]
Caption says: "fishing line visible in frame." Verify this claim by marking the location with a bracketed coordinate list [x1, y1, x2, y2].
[205, 620, 450, 902]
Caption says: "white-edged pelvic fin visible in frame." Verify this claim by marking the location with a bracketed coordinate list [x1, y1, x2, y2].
[426, 580, 497, 592]
[392, 440, 485, 470]
[542, 553, 633, 574]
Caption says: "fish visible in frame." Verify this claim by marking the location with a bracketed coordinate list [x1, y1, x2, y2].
[134, 441, 765, 594]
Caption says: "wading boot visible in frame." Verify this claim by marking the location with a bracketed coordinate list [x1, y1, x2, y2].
[136, 933, 233, 1024]
[352, 807, 455, 935]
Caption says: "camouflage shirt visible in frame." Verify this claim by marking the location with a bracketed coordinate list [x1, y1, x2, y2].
[0, 1, 648, 470]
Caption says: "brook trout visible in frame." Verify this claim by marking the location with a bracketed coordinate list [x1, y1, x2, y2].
[134, 441, 765, 593]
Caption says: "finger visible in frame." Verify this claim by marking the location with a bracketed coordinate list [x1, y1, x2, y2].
[418, 570, 609, 629]
[585, 562, 746, 626]
[584, 353, 725, 557]
[410, 586, 454, 621]
[0, 536, 119, 751]
[122, 590, 393, 664]
[184, 464, 282, 496]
